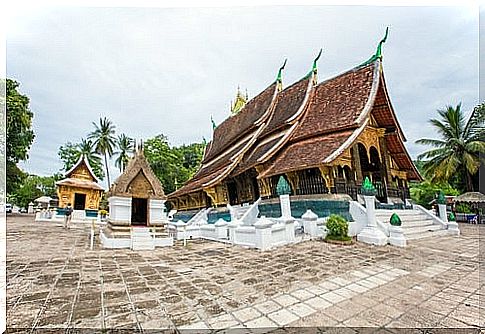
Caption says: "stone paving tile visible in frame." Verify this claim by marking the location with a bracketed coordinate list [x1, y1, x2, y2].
[272, 294, 299, 307]
[6, 215, 482, 330]
[267, 308, 299, 326]
[287, 302, 315, 318]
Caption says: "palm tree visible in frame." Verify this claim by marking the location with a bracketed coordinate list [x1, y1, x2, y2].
[88, 117, 116, 186]
[77, 138, 104, 179]
[115, 134, 134, 172]
[416, 103, 485, 191]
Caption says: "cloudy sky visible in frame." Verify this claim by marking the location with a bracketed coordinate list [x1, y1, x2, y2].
[6, 5, 479, 188]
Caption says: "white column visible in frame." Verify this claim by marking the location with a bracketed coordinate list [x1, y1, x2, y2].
[301, 210, 318, 238]
[438, 204, 448, 223]
[227, 221, 238, 244]
[279, 194, 292, 218]
[254, 217, 273, 251]
[357, 195, 388, 246]
[280, 217, 295, 243]
[389, 225, 406, 247]
[214, 219, 228, 239]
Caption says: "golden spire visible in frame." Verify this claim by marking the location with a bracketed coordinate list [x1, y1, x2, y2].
[230, 85, 247, 115]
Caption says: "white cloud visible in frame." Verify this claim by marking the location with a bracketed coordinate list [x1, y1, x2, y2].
[10, 5, 479, 180]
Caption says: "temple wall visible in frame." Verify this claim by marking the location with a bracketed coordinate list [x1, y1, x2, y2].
[57, 185, 102, 210]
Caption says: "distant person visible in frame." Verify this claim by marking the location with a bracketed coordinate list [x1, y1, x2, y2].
[64, 203, 73, 229]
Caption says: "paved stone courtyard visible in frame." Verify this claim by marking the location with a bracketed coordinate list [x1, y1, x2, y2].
[6, 214, 483, 332]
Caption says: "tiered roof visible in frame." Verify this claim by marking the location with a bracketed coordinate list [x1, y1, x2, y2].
[56, 155, 104, 191]
[169, 50, 421, 199]
[109, 147, 166, 199]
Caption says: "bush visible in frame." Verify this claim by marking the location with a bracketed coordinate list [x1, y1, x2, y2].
[455, 203, 472, 213]
[326, 214, 349, 238]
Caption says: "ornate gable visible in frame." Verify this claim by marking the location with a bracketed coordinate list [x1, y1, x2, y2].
[109, 148, 166, 199]
[65, 155, 98, 182]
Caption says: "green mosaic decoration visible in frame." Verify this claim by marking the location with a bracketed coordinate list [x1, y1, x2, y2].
[360, 27, 389, 67]
[276, 59, 287, 83]
[361, 176, 377, 196]
[276, 176, 291, 196]
[304, 48, 323, 78]
[448, 212, 456, 222]
[437, 191, 446, 205]
[211, 116, 217, 130]
[390, 213, 402, 226]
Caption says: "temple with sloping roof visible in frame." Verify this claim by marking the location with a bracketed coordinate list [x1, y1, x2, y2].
[168, 31, 421, 212]
[56, 155, 104, 211]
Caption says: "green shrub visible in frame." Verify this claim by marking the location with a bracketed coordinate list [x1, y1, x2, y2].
[455, 203, 472, 213]
[326, 214, 349, 238]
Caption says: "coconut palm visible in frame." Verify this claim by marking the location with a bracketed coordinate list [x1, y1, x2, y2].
[416, 103, 485, 191]
[88, 117, 116, 187]
[115, 134, 134, 172]
[78, 138, 103, 166]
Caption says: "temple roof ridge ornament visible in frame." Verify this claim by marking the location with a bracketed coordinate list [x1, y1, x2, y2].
[230, 86, 248, 115]
[304, 48, 322, 84]
[275, 58, 287, 91]
[360, 27, 389, 67]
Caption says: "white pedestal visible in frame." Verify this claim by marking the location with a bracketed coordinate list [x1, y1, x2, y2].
[280, 217, 295, 243]
[108, 196, 132, 224]
[357, 195, 388, 246]
[279, 194, 292, 218]
[389, 225, 406, 247]
[254, 218, 273, 251]
[438, 204, 448, 223]
[447, 221, 460, 235]
[301, 210, 318, 238]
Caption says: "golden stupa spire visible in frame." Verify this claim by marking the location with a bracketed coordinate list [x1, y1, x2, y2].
[230, 85, 247, 115]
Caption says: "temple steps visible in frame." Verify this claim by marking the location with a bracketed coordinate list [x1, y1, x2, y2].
[375, 209, 447, 241]
[131, 227, 155, 250]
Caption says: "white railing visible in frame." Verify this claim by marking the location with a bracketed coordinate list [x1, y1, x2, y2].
[413, 204, 447, 228]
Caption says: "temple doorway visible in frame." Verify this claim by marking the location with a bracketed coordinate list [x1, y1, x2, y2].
[131, 197, 148, 225]
[74, 193, 86, 210]
[227, 182, 238, 205]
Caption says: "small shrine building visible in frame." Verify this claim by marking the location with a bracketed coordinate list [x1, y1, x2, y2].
[56, 155, 104, 211]
[107, 145, 167, 227]
[168, 31, 422, 211]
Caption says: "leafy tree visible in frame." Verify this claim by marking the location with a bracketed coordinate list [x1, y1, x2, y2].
[416, 103, 485, 191]
[143, 135, 179, 194]
[88, 117, 116, 186]
[410, 180, 460, 209]
[115, 134, 134, 172]
[6, 79, 35, 194]
[143, 135, 205, 194]
[58, 140, 105, 180]
[10, 174, 63, 209]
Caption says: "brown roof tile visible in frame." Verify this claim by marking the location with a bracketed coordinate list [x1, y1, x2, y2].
[260, 130, 355, 178]
[291, 63, 377, 142]
[261, 77, 311, 136]
[56, 178, 105, 191]
[203, 82, 277, 163]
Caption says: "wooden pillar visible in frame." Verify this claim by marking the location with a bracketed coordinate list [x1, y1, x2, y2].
[378, 136, 393, 185]
[351, 145, 363, 183]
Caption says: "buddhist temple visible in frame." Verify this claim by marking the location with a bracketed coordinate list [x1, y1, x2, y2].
[56, 155, 104, 211]
[168, 31, 421, 211]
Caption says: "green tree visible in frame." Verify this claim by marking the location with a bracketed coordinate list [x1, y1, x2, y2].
[143, 135, 179, 194]
[58, 139, 105, 180]
[416, 103, 485, 191]
[6, 79, 35, 194]
[10, 174, 63, 209]
[410, 180, 460, 209]
[88, 117, 116, 186]
[115, 134, 134, 172]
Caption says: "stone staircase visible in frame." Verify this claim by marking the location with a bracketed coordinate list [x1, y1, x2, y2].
[131, 227, 155, 250]
[375, 209, 448, 240]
